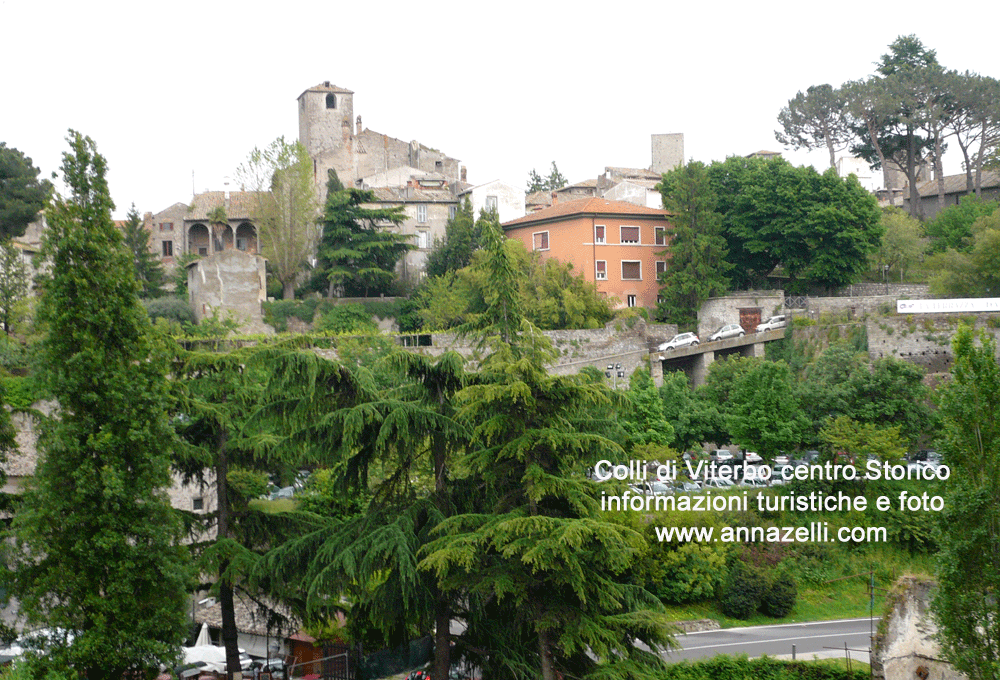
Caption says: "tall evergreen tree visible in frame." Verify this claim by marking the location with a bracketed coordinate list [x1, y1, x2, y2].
[425, 198, 478, 278]
[5, 131, 190, 679]
[121, 202, 166, 298]
[0, 142, 53, 240]
[0, 240, 29, 335]
[655, 161, 730, 328]
[316, 178, 411, 297]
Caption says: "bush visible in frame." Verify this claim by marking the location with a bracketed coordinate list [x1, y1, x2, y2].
[144, 297, 195, 326]
[761, 572, 798, 617]
[0, 375, 44, 409]
[720, 561, 768, 619]
[314, 304, 378, 335]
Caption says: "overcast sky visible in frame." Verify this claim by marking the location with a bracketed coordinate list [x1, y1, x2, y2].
[3, 0, 996, 219]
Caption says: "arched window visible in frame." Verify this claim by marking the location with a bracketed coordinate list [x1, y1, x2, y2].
[326, 93, 336, 109]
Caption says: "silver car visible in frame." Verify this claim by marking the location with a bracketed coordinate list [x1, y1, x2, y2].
[756, 315, 788, 332]
[658, 332, 700, 351]
[709, 324, 745, 341]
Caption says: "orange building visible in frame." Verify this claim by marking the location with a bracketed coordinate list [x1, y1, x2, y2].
[503, 197, 672, 310]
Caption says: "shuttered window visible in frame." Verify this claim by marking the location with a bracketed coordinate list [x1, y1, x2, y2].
[620, 226, 640, 244]
[655, 227, 666, 245]
[533, 231, 549, 251]
[621, 261, 642, 280]
[594, 225, 605, 243]
[596, 260, 607, 280]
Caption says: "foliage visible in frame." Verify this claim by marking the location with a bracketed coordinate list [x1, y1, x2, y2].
[121, 202, 165, 298]
[621, 367, 674, 448]
[171, 251, 199, 299]
[719, 562, 769, 619]
[655, 655, 869, 680]
[927, 208, 1000, 297]
[761, 572, 798, 618]
[726, 360, 808, 460]
[655, 160, 731, 327]
[424, 198, 479, 278]
[0, 241, 29, 334]
[525, 161, 568, 194]
[873, 207, 924, 282]
[817, 416, 906, 463]
[314, 303, 378, 334]
[315, 184, 411, 297]
[144, 296, 196, 326]
[708, 156, 882, 293]
[0, 375, 44, 410]
[238, 137, 320, 299]
[4, 131, 191, 680]
[932, 325, 1000, 680]
[647, 542, 727, 604]
[924, 195, 998, 253]
[0, 142, 53, 240]
[842, 356, 934, 445]
[659, 370, 726, 450]
[775, 84, 854, 169]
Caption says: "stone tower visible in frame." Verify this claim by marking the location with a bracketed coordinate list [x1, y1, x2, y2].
[651, 133, 684, 174]
[298, 82, 355, 158]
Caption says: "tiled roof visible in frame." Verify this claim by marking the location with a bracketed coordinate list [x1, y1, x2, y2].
[194, 595, 300, 638]
[605, 167, 661, 180]
[503, 197, 667, 228]
[185, 192, 266, 222]
[914, 170, 1000, 197]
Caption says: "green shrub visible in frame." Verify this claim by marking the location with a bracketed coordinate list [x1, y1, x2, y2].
[1, 376, 44, 409]
[720, 561, 768, 619]
[761, 572, 798, 617]
[314, 304, 378, 335]
[143, 297, 195, 326]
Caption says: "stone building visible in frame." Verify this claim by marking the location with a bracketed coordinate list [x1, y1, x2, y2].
[298, 82, 463, 207]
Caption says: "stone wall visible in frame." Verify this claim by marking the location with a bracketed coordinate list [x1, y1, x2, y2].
[872, 577, 966, 680]
[188, 250, 271, 334]
[699, 292, 784, 337]
[867, 314, 1000, 372]
[830, 283, 932, 298]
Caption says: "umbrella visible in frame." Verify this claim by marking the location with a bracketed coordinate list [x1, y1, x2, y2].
[195, 623, 211, 647]
[182, 645, 227, 673]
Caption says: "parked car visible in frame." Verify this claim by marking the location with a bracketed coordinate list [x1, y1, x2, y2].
[709, 449, 733, 462]
[709, 324, 746, 341]
[703, 477, 736, 490]
[658, 332, 700, 351]
[756, 315, 788, 332]
[679, 481, 704, 493]
[743, 451, 763, 463]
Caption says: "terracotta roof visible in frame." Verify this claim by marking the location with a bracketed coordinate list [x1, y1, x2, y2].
[299, 82, 354, 98]
[503, 197, 668, 228]
[913, 170, 1000, 197]
[555, 179, 598, 191]
[185, 192, 267, 222]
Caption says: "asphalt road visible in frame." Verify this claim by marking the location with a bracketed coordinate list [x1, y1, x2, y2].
[663, 618, 876, 663]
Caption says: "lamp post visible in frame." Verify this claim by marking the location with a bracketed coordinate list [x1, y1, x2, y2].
[605, 363, 625, 389]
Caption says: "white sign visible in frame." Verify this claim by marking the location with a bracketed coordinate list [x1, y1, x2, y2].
[897, 298, 1000, 314]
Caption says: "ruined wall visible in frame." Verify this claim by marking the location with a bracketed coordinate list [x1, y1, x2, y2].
[872, 577, 966, 680]
[188, 250, 271, 334]
[699, 292, 784, 338]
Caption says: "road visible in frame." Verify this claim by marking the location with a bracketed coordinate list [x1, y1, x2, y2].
[663, 618, 876, 663]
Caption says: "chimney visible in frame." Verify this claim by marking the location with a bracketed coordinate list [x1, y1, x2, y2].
[461, 166, 467, 183]
[357, 115, 362, 136]
[323, 80, 330, 87]
[224, 177, 231, 202]
[551, 191, 558, 206]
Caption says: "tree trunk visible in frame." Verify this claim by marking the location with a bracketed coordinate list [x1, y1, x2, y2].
[283, 279, 296, 300]
[538, 627, 556, 680]
[216, 433, 243, 680]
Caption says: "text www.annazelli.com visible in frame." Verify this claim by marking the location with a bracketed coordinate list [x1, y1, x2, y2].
[655, 523, 887, 544]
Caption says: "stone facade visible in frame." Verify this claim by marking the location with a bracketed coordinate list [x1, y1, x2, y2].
[698, 292, 785, 338]
[144, 202, 188, 271]
[866, 313, 1000, 372]
[651, 133, 684, 174]
[369, 180, 458, 282]
[187, 249, 270, 333]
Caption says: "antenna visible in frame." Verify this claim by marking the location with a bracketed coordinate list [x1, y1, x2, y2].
[192, 170, 196, 198]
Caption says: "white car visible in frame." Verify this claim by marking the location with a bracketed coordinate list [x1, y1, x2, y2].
[709, 324, 746, 341]
[703, 477, 736, 490]
[756, 315, 788, 332]
[658, 332, 700, 351]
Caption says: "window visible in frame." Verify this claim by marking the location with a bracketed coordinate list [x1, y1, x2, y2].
[485, 195, 498, 212]
[162, 241, 173, 257]
[594, 225, 605, 244]
[326, 93, 336, 109]
[532, 231, 549, 251]
[236, 238, 247, 251]
[417, 231, 429, 249]
[417, 205, 427, 223]
[193, 497, 204, 511]
[449, 205, 457, 220]
[627, 295, 637, 308]
[621, 260, 642, 280]
[159, 222, 173, 232]
[620, 226, 640, 244]
[655, 227, 666, 246]
[198, 247, 208, 256]
[656, 261, 666, 278]
[595, 260, 607, 280]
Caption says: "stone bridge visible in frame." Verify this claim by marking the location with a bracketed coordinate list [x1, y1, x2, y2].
[652, 329, 785, 386]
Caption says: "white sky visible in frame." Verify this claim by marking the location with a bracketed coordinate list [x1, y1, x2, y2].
[2, 0, 996, 220]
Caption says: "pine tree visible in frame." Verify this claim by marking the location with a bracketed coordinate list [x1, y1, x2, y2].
[316, 181, 411, 297]
[5, 131, 191, 679]
[121, 202, 166, 298]
[0, 240, 29, 334]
